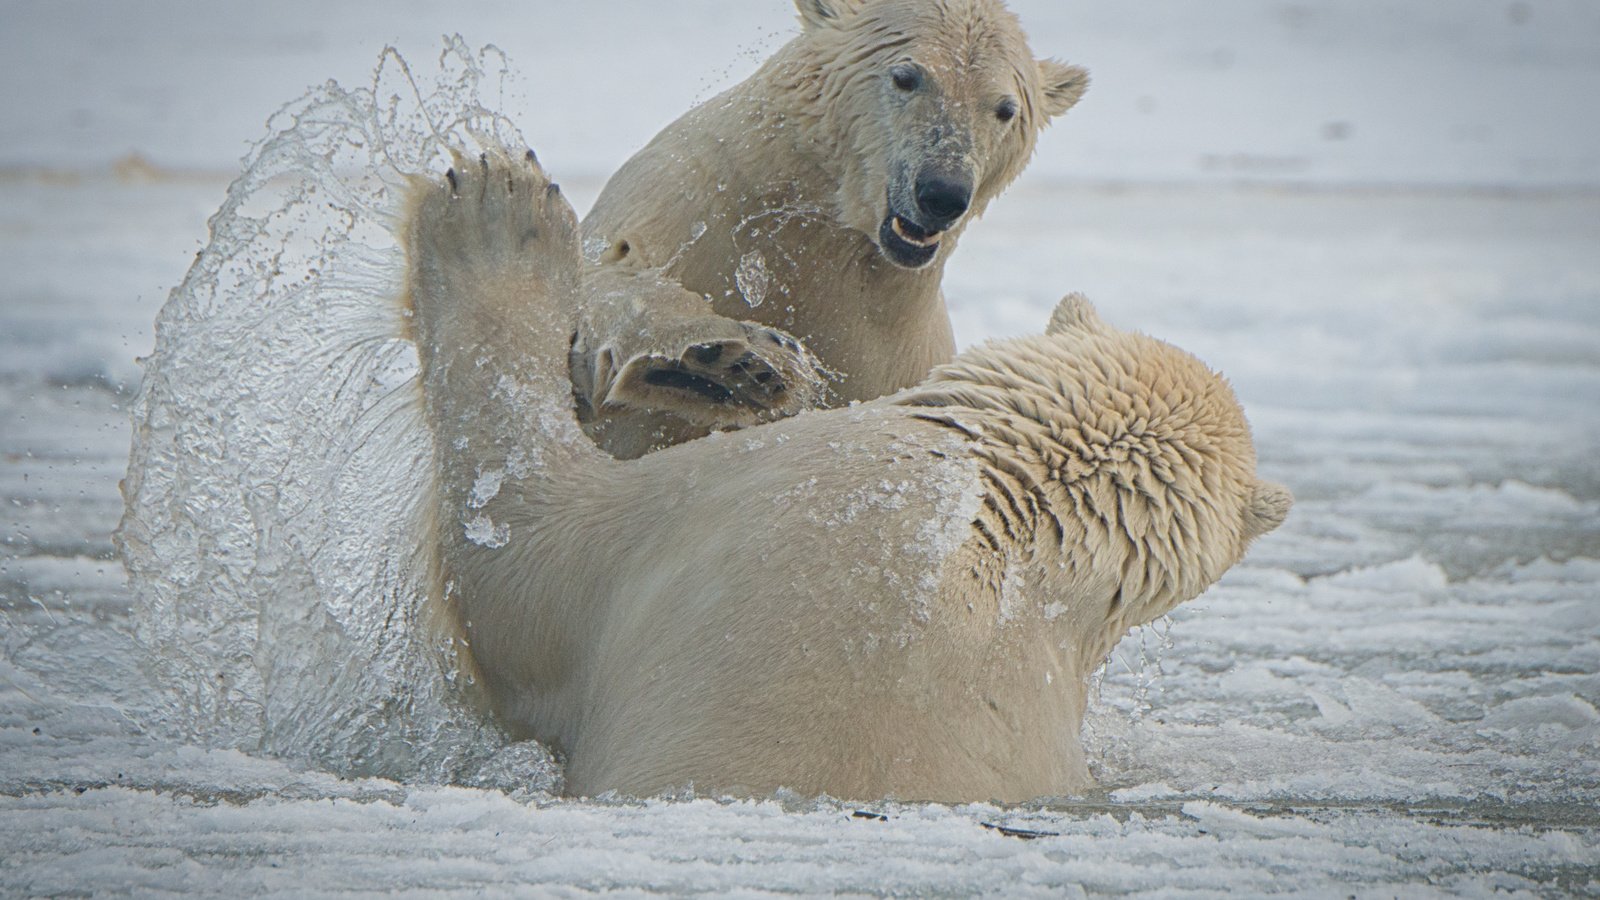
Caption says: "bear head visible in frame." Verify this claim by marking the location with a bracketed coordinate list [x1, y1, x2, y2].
[787, 0, 1089, 270]
[900, 294, 1292, 654]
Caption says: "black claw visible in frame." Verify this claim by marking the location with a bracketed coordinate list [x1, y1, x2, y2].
[479, 153, 489, 172]
[525, 148, 539, 164]
[691, 343, 725, 366]
[548, 182, 562, 197]
[445, 168, 457, 193]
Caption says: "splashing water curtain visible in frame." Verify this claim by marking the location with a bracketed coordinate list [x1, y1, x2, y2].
[116, 39, 561, 792]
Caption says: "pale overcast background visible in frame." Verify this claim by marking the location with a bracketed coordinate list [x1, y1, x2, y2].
[3, 0, 1598, 188]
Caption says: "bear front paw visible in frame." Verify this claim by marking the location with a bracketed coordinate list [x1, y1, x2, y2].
[595, 320, 824, 429]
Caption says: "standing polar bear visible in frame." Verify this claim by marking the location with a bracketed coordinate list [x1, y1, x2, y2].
[572, 0, 1091, 458]
[406, 151, 1289, 802]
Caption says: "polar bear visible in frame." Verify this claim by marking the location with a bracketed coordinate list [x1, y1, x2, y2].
[406, 151, 1290, 803]
[572, 0, 1091, 458]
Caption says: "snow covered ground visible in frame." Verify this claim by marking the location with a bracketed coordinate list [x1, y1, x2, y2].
[2, 1, 1598, 895]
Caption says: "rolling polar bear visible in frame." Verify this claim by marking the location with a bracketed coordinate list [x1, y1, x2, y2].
[572, 0, 1091, 458]
[407, 151, 1290, 802]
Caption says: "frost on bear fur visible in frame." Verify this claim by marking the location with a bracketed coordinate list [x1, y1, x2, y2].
[405, 150, 1289, 803]
[572, 0, 1090, 459]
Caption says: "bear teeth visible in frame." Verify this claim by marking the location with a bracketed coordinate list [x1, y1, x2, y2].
[891, 216, 942, 248]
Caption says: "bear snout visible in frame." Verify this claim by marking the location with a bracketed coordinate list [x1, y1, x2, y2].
[914, 169, 974, 230]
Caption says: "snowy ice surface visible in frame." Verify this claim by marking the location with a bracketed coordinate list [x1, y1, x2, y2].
[3, 1, 1599, 896]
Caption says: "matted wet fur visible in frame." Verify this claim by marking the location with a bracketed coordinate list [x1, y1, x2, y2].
[407, 150, 1289, 802]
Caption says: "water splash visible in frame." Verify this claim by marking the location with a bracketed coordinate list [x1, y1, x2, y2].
[735, 249, 770, 308]
[114, 38, 559, 793]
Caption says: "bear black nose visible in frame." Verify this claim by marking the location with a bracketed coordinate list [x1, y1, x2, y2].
[914, 172, 973, 229]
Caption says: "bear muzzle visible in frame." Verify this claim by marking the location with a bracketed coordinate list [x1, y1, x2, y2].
[876, 167, 974, 269]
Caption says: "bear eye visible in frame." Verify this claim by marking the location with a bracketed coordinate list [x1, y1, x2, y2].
[890, 65, 923, 92]
[996, 98, 1019, 123]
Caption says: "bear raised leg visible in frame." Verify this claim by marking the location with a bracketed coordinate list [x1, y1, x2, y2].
[403, 149, 598, 524]
[570, 263, 826, 459]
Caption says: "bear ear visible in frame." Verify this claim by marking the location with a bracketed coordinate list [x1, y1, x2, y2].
[1046, 292, 1106, 337]
[1038, 60, 1091, 118]
[795, 0, 864, 30]
[1243, 481, 1293, 541]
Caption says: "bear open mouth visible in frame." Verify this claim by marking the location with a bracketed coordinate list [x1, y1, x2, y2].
[878, 214, 943, 269]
